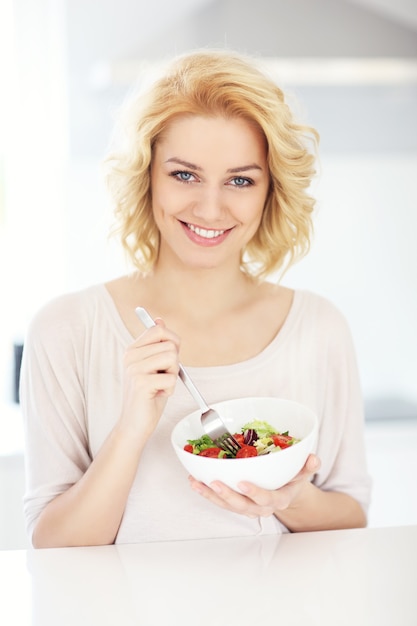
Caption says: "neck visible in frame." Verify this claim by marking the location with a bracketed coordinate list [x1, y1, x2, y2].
[146, 260, 257, 322]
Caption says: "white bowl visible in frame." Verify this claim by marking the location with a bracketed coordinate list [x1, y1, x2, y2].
[171, 396, 318, 492]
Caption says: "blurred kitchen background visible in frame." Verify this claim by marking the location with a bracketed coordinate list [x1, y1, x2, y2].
[0, 0, 416, 549]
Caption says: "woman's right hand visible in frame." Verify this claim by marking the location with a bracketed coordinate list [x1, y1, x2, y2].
[119, 319, 180, 437]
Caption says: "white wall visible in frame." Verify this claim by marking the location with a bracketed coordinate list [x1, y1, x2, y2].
[0, 0, 69, 402]
[282, 153, 417, 410]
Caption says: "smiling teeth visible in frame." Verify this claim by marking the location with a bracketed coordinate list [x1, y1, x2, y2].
[187, 223, 225, 239]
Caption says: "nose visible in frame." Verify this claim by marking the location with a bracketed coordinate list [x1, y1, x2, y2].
[192, 185, 225, 222]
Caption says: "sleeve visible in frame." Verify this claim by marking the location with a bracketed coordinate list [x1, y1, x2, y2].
[20, 294, 93, 542]
[312, 299, 372, 515]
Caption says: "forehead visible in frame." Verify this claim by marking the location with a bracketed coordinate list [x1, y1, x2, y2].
[154, 115, 267, 164]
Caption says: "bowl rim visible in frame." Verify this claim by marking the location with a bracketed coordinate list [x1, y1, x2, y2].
[171, 395, 318, 456]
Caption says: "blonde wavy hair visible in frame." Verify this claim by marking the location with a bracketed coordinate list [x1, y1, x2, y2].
[105, 49, 319, 279]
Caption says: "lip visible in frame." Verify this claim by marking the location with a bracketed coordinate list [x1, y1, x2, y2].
[179, 221, 233, 247]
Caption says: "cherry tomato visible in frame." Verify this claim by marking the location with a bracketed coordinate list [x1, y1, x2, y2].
[232, 433, 245, 446]
[184, 444, 194, 454]
[271, 434, 293, 449]
[199, 447, 223, 458]
[236, 445, 258, 458]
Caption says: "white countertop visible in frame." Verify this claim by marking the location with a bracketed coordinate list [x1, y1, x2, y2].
[1, 525, 416, 626]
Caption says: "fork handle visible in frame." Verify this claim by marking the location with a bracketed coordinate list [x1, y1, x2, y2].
[135, 307, 210, 412]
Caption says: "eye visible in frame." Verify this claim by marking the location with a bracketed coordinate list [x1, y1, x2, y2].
[170, 170, 196, 183]
[229, 176, 253, 187]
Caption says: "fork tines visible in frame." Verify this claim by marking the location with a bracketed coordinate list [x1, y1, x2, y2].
[215, 433, 241, 457]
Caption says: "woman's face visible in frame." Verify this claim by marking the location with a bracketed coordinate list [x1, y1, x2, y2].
[150, 115, 270, 272]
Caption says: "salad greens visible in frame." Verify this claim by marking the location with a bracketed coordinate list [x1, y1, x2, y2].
[186, 434, 216, 453]
[185, 434, 228, 458]
[241, 420, 279, 438]
[184, 419, 300, 459]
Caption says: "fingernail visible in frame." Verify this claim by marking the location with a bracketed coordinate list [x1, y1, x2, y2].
[210, 482, 222, 494]
[311, 457, 320, 471]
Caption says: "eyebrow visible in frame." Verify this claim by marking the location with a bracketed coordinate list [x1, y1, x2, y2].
[164, 157, 263, 173]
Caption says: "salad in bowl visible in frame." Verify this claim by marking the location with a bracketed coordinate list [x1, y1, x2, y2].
[184, 419, 300, 459]
[171, 397, 318, 492]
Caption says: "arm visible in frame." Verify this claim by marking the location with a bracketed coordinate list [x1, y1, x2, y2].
[275, 480, 367, 531]
[22, 303, 179, 548]
[31, 424, 148, 548]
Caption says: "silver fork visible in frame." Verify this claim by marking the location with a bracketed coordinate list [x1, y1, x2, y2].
[135, 307, 241, 456]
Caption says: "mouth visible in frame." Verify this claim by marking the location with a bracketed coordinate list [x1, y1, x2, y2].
[179, 220, 233, 247]
[185, 222, 227, 239]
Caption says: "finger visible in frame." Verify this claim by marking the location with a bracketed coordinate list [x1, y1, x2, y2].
[231, 481, 277, 515]
[306, 453, 321, 473]
[236, 455, 319, 502]
[291, 454, 320, 483]
[188, 477, 266, 518]
[146, 372, 178, 397]
[125, 355, 178, 384]
[188, 477, 243, 508]
[211, 481, 275, 517]
[236, 454, 321, 512]
[134, 322, 181, 350]
[126, 343, 179, 374]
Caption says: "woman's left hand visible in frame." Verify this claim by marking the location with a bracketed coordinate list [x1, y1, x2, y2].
[188, 453, 321, 518]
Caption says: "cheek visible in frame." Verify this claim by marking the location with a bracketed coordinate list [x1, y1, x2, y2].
[237, 197, 266, 225]
[151, 178, 175, 217]
[153, 196, 184, 221]
[153, 183, 195, 219]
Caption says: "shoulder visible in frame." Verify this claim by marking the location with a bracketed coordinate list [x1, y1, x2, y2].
[294, 290, 357, 357]
[25, 284, 107, 344]
[291, 289, 356, 348]
[295, 289, 350, 326]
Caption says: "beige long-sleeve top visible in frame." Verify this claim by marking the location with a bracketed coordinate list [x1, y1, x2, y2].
[20, 284, 371, 544]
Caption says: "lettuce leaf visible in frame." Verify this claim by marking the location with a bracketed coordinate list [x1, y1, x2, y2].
[186, 434, 216, 453]
[241, 420, 277, 438]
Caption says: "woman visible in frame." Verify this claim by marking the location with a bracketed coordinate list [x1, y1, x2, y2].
[21, 50, 371, 548]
